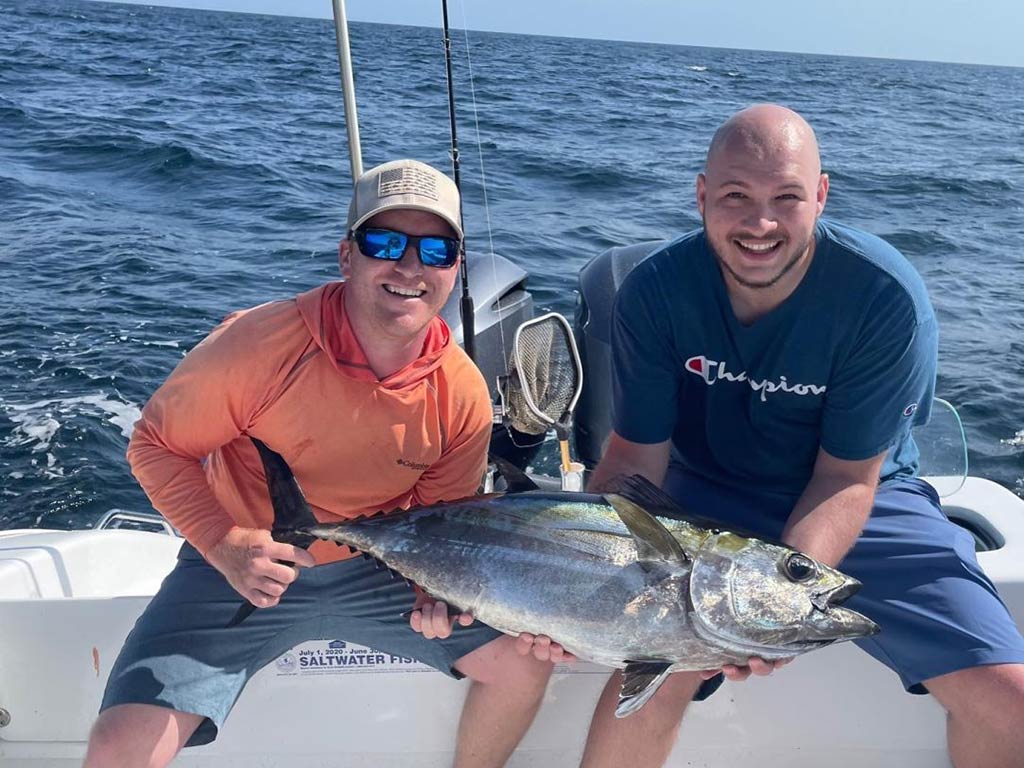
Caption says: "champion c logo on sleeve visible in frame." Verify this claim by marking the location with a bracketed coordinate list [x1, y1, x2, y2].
[902, 402, 919, 417]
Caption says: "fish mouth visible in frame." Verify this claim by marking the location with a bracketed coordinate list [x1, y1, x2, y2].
[811, 577, 861, 612]
[805, 578, 879, 643]
[809, 606, 880, 643]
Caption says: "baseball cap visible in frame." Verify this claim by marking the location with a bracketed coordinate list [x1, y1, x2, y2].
[346, 159, 463, 240]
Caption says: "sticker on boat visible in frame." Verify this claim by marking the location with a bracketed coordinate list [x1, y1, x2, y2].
[272, 639, 435, 676]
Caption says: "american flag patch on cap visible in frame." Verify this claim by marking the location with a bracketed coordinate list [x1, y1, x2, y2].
[378, 166, 440, 200]
[348, 159, 462, 237]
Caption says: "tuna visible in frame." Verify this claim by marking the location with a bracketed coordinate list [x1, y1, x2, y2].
[250, 439, 879, 716]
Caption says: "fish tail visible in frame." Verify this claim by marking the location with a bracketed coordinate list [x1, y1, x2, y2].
[226, 438, 317, 629]
[250, 437, 318, 548]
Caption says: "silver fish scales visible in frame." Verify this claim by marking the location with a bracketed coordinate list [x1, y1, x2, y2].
[252, 440, 878, 716]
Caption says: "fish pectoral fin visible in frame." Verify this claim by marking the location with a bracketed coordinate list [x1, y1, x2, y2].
[602, 474, 704, 521]
[605, 493, 689, 569]
[616, 661, 675, 718]
[604, 474, 779, 544]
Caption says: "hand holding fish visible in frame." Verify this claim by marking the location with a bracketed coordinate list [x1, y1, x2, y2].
[701, 656, 793, 682]
[206, 526, 315, 608]
[514, 632, 577, 664]
[410, 594, 474, 640]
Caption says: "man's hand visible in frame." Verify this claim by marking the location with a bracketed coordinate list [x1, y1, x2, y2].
[515, 632, 576, 664]
[700, 656, 792, 682]
[205, 526, 316, 608]
[409, 594, 473, 640]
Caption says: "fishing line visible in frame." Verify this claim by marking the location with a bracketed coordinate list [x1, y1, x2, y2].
[454, 0, 511, 376]
[455, 1, 581, 475]
[440, 0, 476, 364]
[447, 2, 568, 471]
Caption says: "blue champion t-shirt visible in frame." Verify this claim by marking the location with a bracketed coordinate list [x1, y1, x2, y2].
[610, 219, 938, 497]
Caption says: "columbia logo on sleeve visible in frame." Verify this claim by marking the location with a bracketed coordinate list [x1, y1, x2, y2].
[396, 458, 431, 471]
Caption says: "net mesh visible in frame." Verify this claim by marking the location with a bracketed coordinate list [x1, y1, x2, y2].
[503, 316, 580, 436]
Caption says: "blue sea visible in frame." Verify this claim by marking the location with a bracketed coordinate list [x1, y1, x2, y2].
[1, 0, 1022, 529]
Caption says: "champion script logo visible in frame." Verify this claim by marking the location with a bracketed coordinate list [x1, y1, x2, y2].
[685, 355, 827, 403]
[396, 458, 430, 471]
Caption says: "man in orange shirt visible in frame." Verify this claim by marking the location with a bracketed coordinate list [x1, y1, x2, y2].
[84, 159, 553, 767]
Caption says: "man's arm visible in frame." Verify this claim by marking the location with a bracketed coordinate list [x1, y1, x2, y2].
[587, 432, 672, 492]
[698, 447, 886, 683]
[781, 446, 887, 566]
[128, 305, 318, 605]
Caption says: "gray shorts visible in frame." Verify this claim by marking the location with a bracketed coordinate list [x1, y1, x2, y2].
[100, 543, 502, 746]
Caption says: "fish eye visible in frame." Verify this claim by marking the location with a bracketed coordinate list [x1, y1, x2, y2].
[783, 553, 818, 583]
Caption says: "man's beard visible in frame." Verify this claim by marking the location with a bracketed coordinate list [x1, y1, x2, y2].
[708, 232, 813, 290]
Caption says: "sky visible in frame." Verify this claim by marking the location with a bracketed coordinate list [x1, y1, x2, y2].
[95, 0, 1023, 68]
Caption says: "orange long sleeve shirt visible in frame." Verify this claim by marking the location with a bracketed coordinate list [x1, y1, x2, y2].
[127, 282, 493, 564]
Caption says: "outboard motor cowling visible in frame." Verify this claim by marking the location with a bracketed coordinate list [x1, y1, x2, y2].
[441, 249, 533, 401]
[573, 240, 667, 468]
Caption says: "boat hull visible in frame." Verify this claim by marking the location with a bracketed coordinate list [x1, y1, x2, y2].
[1, 477, 1021, 767]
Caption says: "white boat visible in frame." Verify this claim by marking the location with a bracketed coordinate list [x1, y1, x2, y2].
[3, 4, 1022, 768]
[1, 241, 1021, 768]
[2, 473, 1022, 767]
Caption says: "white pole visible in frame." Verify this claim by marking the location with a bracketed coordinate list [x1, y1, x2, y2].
[331, 0, 363, 182]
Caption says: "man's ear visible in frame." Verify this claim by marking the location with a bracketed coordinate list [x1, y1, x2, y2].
[696, 173, 707, 218]
[339, 238, 352, 278]
[816, 173, 829, 215]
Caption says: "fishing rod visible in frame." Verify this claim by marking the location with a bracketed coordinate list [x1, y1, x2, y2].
[441, 0, 476, 364]
[442, 4, 581, 481]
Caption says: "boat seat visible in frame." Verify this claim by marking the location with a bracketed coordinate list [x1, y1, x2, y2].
[0, 529, 182, 599]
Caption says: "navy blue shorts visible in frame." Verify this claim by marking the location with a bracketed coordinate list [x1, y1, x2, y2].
[100, 543, 502, 746]
[666, 468, 1024, 699]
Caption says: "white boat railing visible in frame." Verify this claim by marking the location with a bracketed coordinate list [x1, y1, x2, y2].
[94, 509, 177, 536]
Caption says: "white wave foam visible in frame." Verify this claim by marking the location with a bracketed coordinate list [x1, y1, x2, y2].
[1003, 430, 1024, 447]
[5, 408, 60, 451]
[73, 394, 142, 438]
[114, 328, 180, 348]
[31, 452, 64, 479]
[687, 65, 708, 71]
[3, 393, 142, 454]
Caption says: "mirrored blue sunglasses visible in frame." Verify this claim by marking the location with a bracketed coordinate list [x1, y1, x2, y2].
[353, 227, 461, 269]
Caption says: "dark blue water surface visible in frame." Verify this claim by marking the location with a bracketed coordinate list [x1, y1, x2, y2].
[1, 0, 1022, 528]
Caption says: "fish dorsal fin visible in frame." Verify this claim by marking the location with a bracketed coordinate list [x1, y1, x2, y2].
[616, 661, 675, 718]
[488, 452, 541, 493]
[604, 491, 689, 569]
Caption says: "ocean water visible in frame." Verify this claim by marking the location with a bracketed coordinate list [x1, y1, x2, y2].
[1, 0, 1022, 529]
